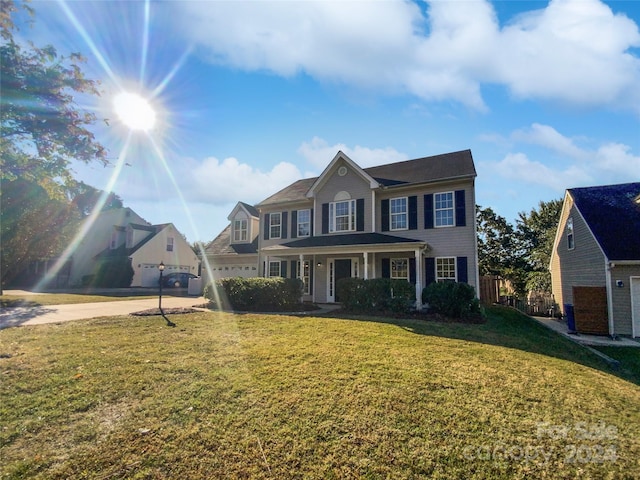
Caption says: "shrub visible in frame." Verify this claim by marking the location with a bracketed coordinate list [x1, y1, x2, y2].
[91, 257, 134, 287]
[422, 281, 481, 319]
[204, 277, 303, 311]
[337, 277, 415, 314]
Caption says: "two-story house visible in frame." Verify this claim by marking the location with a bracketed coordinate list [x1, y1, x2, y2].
[65, 207, 200, 288]
[550, 182, 640, 337]
[205, 150, 479, 308]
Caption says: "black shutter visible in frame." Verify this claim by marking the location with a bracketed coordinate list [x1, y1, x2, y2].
[290, 260, 297, 279]
[382, 258, 390, 278]
[425, 257, 435, 286]
[381, 199, 390, 232]
[281, 211, 288, 239]
[310, 209, 314, 236]
[263, 214, 270, 240]
[281, 261, 287, 278]
[409, 196, 418, 230]
[356, 198, 365, 232]
[455, 190, 466, 227]
[291, 210, 298, 239]
[424, 194, 434, 229]
[322, 203, 329, 234]
[409, 258, 416, 284]
[457, 257, 468, 283]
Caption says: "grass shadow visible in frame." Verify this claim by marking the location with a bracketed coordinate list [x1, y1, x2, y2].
[323, 305, 640, 386]
[0, 305, 56, 329]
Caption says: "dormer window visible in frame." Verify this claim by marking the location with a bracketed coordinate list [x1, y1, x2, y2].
[233, 219, 248, 242]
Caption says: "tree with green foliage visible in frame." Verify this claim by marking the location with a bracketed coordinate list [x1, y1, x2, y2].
[0, 0, 108, 195]
[476, 205, 528, 295]
[516, 199, 563, 293]
[0, 0, 109, 290]
[0, 178, 81, 286]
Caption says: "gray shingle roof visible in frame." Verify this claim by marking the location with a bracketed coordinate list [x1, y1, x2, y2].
[205, 225, 258, 256]
[570, 182, 640, 261]
[257, 150, 475, 206]
[281, 233, 423, 248]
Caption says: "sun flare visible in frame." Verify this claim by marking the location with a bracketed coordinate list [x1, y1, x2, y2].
[113, 91, 157, 131]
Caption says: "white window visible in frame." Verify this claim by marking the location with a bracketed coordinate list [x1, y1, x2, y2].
[390, 197, 408, 230]
[330, 199, 356, 233]
[166, 237, 174, 252]
[234, 219, 248, 242]
[270, 213, 281, 239]
[567, 217, 574, 250]
[268, 261, 281, 278]
[436, 257, 456, 282]
[391, 258, 409, 280]
[435, 192, 454, 227]
[297, 209, 311, 237]
[298, 260, 311, 295]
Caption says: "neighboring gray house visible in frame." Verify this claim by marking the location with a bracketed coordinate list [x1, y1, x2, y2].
[207, 150, 479, 309]
[550, 182, 640, 337]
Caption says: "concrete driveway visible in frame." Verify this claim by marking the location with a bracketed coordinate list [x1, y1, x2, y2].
[0, 296, 206, 329]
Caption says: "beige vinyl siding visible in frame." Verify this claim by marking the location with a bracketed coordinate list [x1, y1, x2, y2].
[553, 200, 606, 308]
[314, 162, 373, 234]
[129, 225, 200, 287]
[609, 264, 640, 336]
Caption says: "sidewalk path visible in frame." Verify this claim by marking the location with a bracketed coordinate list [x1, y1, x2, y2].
[532, 315, 640, 347]
[0, 296, 206, 329]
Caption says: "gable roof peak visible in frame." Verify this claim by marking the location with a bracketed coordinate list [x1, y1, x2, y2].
[306, 150, 380, 198]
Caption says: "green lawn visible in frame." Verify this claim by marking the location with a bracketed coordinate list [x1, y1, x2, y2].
[0, 293, 157, 308]
[1, 306, 638, 479]
[592, 346, 640, 385]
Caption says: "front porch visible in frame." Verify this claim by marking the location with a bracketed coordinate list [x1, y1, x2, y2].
[261, 233, 428, 308]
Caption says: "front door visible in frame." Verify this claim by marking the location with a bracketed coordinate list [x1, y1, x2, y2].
[334, 259, 352, 302]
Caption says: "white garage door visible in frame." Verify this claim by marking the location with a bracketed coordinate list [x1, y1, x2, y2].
[141, 264, 162, 287]
[632, 277, 640, 338]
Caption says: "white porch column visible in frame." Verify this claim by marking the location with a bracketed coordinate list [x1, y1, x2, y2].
[371, 252, 376, 278]
[299, 254, 304, 279]
[264, 256, 269, 277]
[363, 252, 369, 280]
[415, 248, 423, 310]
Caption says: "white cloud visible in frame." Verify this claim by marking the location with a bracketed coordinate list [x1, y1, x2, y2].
[482, 122, 640, 191]
[298, 137, 407, 169]
[188, 156, 303, 205]
[511, 123, 588, 160]
[483, 152, 592, 191]
[174, 0, 640, 112]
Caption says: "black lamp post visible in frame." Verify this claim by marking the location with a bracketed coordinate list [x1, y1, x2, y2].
[158, 261, 165, 312]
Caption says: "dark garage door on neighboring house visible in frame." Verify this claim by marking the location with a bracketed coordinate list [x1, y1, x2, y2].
[572, 286, 609, 335]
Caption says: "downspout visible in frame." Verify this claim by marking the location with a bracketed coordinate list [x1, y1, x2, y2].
[605, 258, 615, 337]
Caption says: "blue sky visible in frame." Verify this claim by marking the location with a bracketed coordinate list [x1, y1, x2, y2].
[20, 0, 640, 243]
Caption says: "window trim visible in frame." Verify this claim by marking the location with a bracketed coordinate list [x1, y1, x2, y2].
[390, 258, 409, 281]
[436, 256, 457, 282]
[233, 218, 248, 243]
[567, 217, 575, 250]
[390, 197, 408, 231]
[297, 209, 311, 237]
[269, 212, 282, 239]
[166, 237, 174, 252]
[434, 191, 455, 228]
[268, 261, 281, 278]
[329, 199, 356, 233]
